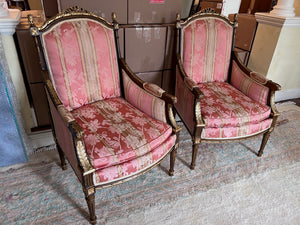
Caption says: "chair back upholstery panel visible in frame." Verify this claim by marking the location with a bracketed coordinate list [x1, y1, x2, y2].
[181, 17, 233, 83]
[230, 61, 269, 105]
[42, 19, 120, 111]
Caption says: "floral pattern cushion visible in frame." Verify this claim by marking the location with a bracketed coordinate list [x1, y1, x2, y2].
[71, 97, 175, 183]
[199, 82, 271, 128]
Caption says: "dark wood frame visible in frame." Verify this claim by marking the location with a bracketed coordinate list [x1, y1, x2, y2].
[175, 10, 281, 169]
[28, 7, 181, 224]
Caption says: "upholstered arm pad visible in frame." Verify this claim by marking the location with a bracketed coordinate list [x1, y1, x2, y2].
[120, 58, 179, 126]
[231, 52, 281, 106]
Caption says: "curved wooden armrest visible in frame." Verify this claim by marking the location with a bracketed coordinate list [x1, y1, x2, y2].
[119, 58, 177, 104]
[176, 54, 204, 99]
[232, 52, 281, 91]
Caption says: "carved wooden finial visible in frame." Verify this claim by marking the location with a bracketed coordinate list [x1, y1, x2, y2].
[199, 8, 216, 14]
[28, 14, 34, 26]
[176, 13, 180, 22]
[112, 12, 117, 22]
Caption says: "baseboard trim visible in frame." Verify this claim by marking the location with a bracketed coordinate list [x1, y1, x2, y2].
[275, 88, 300, 102]
[29, 130, 55, 155]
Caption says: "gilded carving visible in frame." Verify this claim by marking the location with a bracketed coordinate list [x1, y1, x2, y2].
[76, 140, 95, 175]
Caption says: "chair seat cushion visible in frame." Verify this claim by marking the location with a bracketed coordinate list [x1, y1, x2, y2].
[199, 82, 271, 128]
[71, 97, 174, 183]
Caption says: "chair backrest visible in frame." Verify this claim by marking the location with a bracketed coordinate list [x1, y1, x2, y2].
[40, 13, 120, 111]
[179, 13, 235, 83]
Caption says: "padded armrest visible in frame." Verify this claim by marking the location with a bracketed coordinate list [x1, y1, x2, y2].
[119, 58, 177, 104]
[231, 52, 281, 117]
[119, 58, 180, 132]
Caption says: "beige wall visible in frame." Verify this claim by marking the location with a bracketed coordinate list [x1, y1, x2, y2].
[267, 25, 300, 90]
[248, 23, 282, 75]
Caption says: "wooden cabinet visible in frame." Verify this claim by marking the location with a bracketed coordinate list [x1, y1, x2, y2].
[15, 10, 51, 130]
[200, 0, 223, 14]
[239, 0, 273, 14]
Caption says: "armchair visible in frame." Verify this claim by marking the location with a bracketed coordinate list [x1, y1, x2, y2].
[28, 7, 180, 224]
[175, 11, 281, 170]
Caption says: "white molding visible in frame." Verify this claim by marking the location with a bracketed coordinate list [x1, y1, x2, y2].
[29, 130, 55, 154]
[255, 13, 300, 27]
[275, 88, 300, 102]
[0, 9, 21, 35]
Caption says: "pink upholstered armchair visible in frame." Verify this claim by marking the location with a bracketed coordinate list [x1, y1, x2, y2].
[175, 11, 281, 169]
[28, 7, 180, 224]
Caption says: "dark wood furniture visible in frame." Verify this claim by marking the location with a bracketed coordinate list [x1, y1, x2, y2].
[15, 10, 51, 130]
[239, 0, 273, 14]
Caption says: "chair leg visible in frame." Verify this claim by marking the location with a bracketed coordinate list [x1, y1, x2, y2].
[258, 131, 271, 157]
[190, 143, 199, 170]
[169, 148, 177, 176]
[83, 187, 97, 225]
[57, 144, 67, 170]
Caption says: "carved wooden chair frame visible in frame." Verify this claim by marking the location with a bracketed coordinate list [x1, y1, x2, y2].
[175, 10, 281, 169]
[28, 7, 181, 224]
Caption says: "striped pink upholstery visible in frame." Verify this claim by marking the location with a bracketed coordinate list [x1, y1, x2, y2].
[182, 17, 233, 83]
[42, 19, 120, 110]
[122, 70, 167, 123]
[71, 97, 175, 184]
[202, 119, 272, 139]
[231, 61, 269, 105]
[199, 82, 271, 128]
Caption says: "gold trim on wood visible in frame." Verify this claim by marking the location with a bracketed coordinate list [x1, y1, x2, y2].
[76, 139, 95, 175]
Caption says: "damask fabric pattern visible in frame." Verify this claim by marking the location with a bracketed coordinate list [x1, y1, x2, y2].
[42, 19, 120, 111]
[199, 82, 272, 139]
[231, 61, 269, 105]
[71, 97, 175, 184]
[123, 71, 167, 123]
[181, 17, 233, 83]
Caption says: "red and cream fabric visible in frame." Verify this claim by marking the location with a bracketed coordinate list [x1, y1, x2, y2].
[230, 61, 269, 105]
[122, 70, 167, 123]
[199, 82, 271, 138]
[42, 19, 120, 111]
[199, 82, 271, 128]
[181, 17, 233, 83]
[202, 118, 272, 139]
[71, 97, 175, 185]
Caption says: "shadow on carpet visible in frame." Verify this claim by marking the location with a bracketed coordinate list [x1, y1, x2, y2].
[1, 105, 300, 225]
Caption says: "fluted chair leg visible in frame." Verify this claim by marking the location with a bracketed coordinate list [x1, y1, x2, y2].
[57, 144, 67, 170]
[83, 187, 97, 225]
[190, 143, 199, 170]
[258, 131, 271, 157]
[169, 148, 177, 176]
